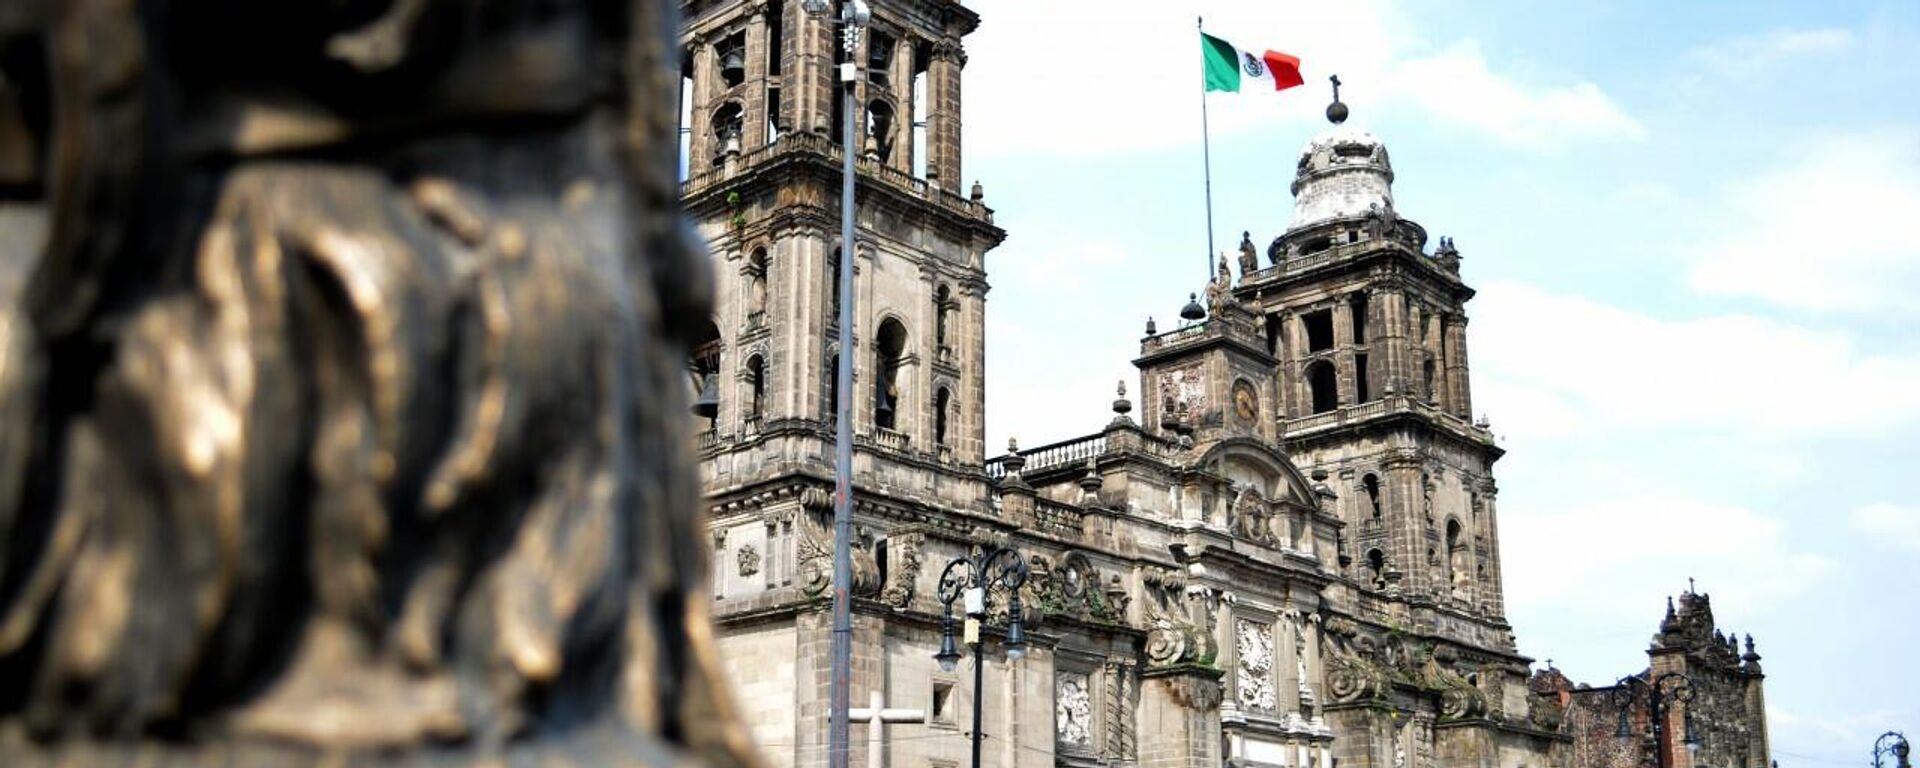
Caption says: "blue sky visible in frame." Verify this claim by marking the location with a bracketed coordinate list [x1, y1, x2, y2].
[961, 1, 1920, 763]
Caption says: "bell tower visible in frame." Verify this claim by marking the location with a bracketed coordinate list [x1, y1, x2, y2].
[1238, 87, 1509, 637]
[678, 0, 1003, 486]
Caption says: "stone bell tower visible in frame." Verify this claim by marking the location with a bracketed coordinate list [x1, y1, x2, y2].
[1235, 84, 1544, 768]
[678, 0, 1003, 480]
[678, 3, 1008, 767]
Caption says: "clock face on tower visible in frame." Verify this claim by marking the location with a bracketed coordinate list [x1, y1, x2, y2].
[1232, 379, 1259, 426]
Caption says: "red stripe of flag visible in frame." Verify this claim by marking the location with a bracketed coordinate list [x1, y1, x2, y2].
[1262, 50, 1304, 92]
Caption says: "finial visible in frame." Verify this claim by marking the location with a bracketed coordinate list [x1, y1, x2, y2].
[1008, 436, 1019, 454]
[1112, 379, 1134, 425]
[1145, 316, 1158, 335]
[1687, 576, 1696, 594]
[1666, 596, 1676, 618]
[971, 180, 984, 202]
[1326, 75, 1349, 124]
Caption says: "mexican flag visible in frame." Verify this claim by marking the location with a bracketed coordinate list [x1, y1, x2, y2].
[1202, 32, 1303, 94]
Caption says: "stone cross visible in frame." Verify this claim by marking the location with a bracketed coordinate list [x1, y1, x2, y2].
[847, 689, 927, 768]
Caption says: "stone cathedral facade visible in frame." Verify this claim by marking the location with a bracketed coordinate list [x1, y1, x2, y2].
[676, 3, 1768, 768]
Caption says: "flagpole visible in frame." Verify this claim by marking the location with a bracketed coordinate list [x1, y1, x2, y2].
[1198, 15, 1217, 283]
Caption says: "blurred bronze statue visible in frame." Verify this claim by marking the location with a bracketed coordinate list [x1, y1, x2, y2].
[0, 1, 753, 765]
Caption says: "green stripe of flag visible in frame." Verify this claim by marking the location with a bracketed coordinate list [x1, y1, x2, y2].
[1202, 32, 1241, 92]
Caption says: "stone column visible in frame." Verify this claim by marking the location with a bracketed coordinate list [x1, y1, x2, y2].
[925, 39, 965, 191]
[1332, 299, 1354, 406]
[1477, 481, 1506, 617]
[788, 2, 835, 137]
[1443, 313, 1473, 419]
[689, 41, 716, 171]
[743, 5, 772, 149]
[890, 35, 917, 175]
[1383, 456, 1424, 595]
[1375, 284, 1407, 397]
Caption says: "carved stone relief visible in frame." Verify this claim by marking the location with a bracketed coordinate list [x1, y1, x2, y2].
[736, 544, 761, 577]
[1236, 619, 1276, 711]
[1056, 672, 1093, 748]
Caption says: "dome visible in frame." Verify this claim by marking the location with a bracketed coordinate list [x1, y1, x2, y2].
[1288, 124, 1395, 232]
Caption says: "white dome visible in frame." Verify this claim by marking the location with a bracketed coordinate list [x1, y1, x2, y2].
[1288, 124, 1395, 232]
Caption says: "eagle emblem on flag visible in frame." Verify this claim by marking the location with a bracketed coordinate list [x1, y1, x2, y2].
[1242, 52, 1265, 77]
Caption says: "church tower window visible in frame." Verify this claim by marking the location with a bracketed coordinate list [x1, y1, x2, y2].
[1363, 474, 1383, 521]
[874, 319, 908, 431]
[935, 284, 953, 352]
[1306, 360, 1338, 414]
[934, 386, 952, 446]
[745, 354, 766, 421]
[1349, 293, 1368, 344]
[1446, 518, 1467, 591]
[1304, 310, 1334, 352]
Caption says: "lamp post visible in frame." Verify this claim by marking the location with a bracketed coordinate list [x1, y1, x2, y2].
[1612, 672, 1700, 768]
[1874, 731, 1912, 768]
[799, 3, 870, 768]
[934, 546, 1031, 768]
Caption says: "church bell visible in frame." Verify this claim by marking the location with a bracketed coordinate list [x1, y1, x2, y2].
[693, 372, 721, 418]
[720, 47, 746, 83]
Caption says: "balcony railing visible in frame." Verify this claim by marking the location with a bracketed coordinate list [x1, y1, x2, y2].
[680, 131, 994, 225]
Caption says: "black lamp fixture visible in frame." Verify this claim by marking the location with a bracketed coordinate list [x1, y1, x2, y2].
[933, 545, 1030, 768]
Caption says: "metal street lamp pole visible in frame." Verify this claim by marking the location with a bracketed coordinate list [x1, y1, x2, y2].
[801, 2, 870, 768]
[934, 546, 1030, 768]
[1874, 731, 1912, 768]
[1613, 672, 1700, 768]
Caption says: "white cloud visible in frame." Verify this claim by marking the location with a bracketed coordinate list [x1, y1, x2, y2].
[1690, 28, 1854, 80]
[1684, 130, 1920, 313]
[1502, 493, 1833, 630]
[1851, 502, 1920, 553]
[1769, 704, 1909, 749]
[962, 0, 1637, 157]
[1472, 281, 1920, 440]
[1388, 42, 1644, 152]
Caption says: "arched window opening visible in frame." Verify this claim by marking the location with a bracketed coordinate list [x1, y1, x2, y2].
[1423, 358, 1438, 402]
[867, 30, 894, 86]
[1365, 548, 1386, 588]
[691, 321, 723, 428]
[866, 100, 895, 162]
[826, 353, 840, 425]
[1362, 474, 1383, 520]
[1447, 519, 1468, 591]
[747, 248, 769, 321]
[828, 248, 842, 320]
[1306, 360, 1338, 414]
[745, 354, 766, 421]
[875, 536, 891, 586]
[934, 387, 952, 447]
[934, 284, 953, 352]
[874, 319, 908, 431]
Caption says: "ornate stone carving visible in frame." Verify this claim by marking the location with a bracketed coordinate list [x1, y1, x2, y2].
[1034, 551, 1122, 623]
[737, 544, 761, 577]
[1235, 619, 1276, 711]
[1141, 568, 1195, 666]
[1231, 487, 1279, 547]
[0, 1, 754, 764]
[1104, 659, 1137, 760]
[1056, 671, 1093, 748]
[880, 532, 925, 609]
[1155, 364, 1206, 431]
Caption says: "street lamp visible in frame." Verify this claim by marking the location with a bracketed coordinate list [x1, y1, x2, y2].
[798, 3, 872, 768]
[1874, 731, 1912, 768]
[1612, 672, 1700, 768]
[935, 545, 1031, 768]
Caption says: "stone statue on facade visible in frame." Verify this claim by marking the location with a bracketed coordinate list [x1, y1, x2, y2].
[0, 2, 754, 765]
[1237, 231, 1259, 277]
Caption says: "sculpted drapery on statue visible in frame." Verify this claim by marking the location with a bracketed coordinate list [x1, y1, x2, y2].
[0, 1, 755, 765]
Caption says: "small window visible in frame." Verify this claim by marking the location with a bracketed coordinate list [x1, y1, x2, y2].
[1304, 310, 1334, 352]
[1355, 353, 1371, 403]
[745, 355, 766, 419]
[1349, 293, 1368, 344]
[1363, 474, 1383, 520]
[875, 320, 908, 430]
[931, 681, 956, 725]
[934, 387, 952, 446]
[1365, 548, 1386, 587]
[1306, 360, 1338, 414]
[1423, 358, 1438, 401]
